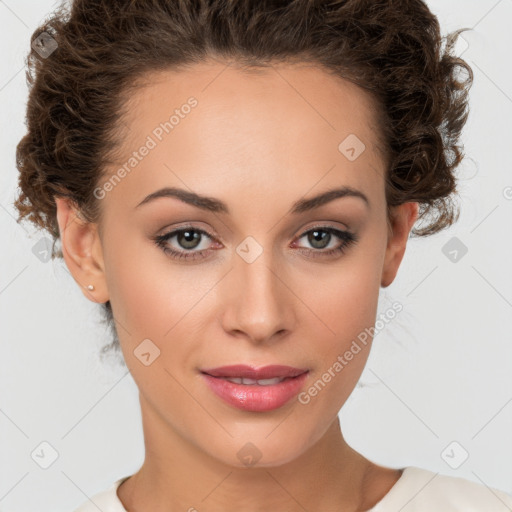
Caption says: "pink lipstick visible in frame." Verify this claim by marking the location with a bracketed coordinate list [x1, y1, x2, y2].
[200, 364, 309, 412]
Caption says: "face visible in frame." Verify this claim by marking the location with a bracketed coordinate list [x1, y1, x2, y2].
[56, 59, 417, 468]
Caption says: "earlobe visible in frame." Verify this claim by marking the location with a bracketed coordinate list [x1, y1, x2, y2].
[55, 197, 108, 303]
[380, 202, 419, 288]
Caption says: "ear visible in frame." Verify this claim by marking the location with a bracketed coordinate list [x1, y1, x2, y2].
[380, 202, 419, 288]
[55, 197, 109, 303]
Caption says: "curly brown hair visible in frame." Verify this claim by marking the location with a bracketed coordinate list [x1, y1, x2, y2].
[14, 0, 473, 357]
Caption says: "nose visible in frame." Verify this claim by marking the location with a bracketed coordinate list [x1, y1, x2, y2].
[219, 246, 297, 345]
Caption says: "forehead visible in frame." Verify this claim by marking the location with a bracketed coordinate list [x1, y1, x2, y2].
[103, 60, 387, 213]
[119, 59, 384, 150]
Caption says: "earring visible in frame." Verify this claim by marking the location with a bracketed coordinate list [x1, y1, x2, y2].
[87, 284, 95, 291]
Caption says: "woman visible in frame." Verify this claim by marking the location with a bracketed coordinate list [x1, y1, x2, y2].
[14, 0, 512, 510]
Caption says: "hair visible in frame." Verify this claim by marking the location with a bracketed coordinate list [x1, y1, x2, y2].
[14, 0, 473, 357]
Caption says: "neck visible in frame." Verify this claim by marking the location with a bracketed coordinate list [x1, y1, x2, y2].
[118, 395, 380, 512]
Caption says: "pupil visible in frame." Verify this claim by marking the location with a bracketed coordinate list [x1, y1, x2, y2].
[179, 230, 200, 249]
[309, 230, 330, 249]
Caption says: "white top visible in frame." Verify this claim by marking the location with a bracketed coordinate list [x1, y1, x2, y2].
[73, 466, 512, 512]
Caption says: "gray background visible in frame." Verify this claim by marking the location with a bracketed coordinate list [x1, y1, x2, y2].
[1, 0, 511, 510]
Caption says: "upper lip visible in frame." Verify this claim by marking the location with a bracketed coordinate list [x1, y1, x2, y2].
[201, 365, 309, 379]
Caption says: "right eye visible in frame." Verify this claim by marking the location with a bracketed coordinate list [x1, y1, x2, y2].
[153, 226, 218, 261]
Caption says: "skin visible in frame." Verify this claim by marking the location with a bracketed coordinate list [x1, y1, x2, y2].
[55, 59, 418, 512]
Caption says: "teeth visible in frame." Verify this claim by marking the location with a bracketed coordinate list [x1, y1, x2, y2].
[225, 377, 243, 384]
[256, 377, 283, 385]
[224, 377, 285, 385]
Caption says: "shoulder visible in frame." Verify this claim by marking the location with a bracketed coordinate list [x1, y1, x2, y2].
[72, 476, 130, 512]
[371, 466, 512, 512]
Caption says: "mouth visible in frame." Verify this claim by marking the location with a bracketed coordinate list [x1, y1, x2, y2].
[200, 365, 309, 412]
[201, 364, 308, 380]
[210, 376, 293, 385]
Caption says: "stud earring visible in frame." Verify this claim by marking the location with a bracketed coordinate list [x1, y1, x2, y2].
[87, 284, 95, 291]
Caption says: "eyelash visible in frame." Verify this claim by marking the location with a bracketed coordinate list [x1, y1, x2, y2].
[153, 225, 359, 262]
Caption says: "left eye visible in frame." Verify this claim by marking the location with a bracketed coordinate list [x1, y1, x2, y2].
[292, 226, 359, 258]
[153, 226, 358, 261]
[296, 227, 349, 250]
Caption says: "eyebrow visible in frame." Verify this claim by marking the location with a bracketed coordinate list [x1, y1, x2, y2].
[135, 185, 370, 214]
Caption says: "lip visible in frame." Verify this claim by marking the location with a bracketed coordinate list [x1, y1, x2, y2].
[201, 364, 308, 379]
[200, 365, 309, 412]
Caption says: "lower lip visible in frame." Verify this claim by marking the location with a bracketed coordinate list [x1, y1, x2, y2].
[201, 372, 309, 412]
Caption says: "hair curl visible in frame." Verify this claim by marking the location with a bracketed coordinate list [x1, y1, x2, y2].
[14, 0, 473, 356]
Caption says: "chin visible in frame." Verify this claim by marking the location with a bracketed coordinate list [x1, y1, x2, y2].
[208, 431, 315, 470]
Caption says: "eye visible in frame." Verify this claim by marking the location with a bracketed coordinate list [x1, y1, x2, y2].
[293, 226, 359, 259]
[152, 225, 359, 262]
[153, 227, 217, 261]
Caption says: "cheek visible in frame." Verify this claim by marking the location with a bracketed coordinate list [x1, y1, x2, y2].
[297, 240, 384, 348]
[103, 225, 197, 333]
[292, 243, 384, 412]
[102, 230, 224, 374]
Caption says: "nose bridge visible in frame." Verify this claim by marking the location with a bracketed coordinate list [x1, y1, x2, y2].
[223, 236, 295, 342]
